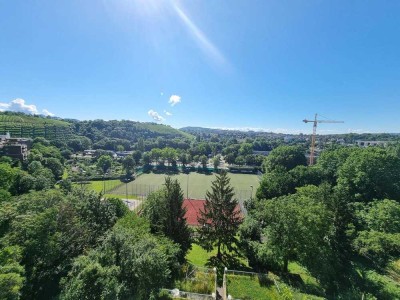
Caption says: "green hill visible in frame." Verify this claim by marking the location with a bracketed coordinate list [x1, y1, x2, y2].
[0, 112, 71, 126]
[0, 112, 73, 139]
[72, 119, 193, 142]
[0, 112, 192, 141]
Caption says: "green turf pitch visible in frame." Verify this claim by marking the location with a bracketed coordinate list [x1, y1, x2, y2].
[109, 172, 260, 200]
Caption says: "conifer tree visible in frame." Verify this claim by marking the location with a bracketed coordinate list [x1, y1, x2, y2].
[143, 177, 191, 262]
[197, 171, 242, 259]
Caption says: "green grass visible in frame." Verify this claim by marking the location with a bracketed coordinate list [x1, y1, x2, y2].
[226, 274, 282, 300]
[186, 244, 217, 267]
[109, 172, 260, 199]
[74, 180, 123, 193]
[227, 274, 324, 300]
[287, 262, 324, 296]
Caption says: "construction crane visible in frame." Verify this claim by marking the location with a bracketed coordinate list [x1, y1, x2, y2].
[303, 113, 344, 165]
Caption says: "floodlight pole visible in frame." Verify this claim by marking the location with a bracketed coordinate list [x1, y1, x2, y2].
[186, 173, 189, 199]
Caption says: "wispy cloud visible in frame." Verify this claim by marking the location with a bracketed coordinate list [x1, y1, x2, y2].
[173, 3, 229, 68]
[0, 98, 38, 114]
[164, 110, 172, 116]
[42, 109, 55, 117]
[169, 95, 181, 106]
[148, 109, 165, 122]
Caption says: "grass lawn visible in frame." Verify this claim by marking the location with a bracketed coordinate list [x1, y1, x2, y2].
[186, 244, 217, 267]
[109, 172, 260, 200]
[75, 180, 124, 194]
[227, 274, 324, 300]
[226, 274, 281, 300]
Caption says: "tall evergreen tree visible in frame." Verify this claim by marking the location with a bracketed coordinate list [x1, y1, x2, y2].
[163, 177, 192, 261]
[142, 177, 191, 262]
[197, 171, 242, 259]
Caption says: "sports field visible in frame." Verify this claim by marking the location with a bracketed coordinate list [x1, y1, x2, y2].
[108, 172, 260, 200]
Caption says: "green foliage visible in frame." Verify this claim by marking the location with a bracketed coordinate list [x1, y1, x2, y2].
[353, 199, 400, 264]
[142, 177, 192, 262]
[262, 145, 306, 173]
[257, 165, 322, 200]
[32, 142, 63, 161]
[121, 155, 135, 177]
[44, 157, 64, 180]
[96, 155, 113, 174]
[359, 199, 400, 233]
[175, 264, 215, 294]
[0, 188, 124, 299]
[249, 184, 355, 292]
[0, 246, 25, 300]
[61, 215, 180, 300]
[0, 163, 17, 191]
[213, 155, 221, 171]
[197, 171, 242, 259]
[316, 146, 358, 183]
[337, 147, 400, 202]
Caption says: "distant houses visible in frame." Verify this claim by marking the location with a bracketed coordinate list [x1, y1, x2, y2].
[356, 140, 388, 147]
[0, 133, 30, 161]
[82, 149, 133, 159]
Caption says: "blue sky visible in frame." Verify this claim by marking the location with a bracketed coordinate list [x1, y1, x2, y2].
[1, 0, 400, 134]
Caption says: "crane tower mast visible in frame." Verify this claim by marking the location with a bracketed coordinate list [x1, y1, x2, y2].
[303, 113, 344, 165]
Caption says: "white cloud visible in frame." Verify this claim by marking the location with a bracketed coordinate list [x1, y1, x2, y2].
[169, 95, 181, 106]
[164, 110, 172, 116]
[42, 109, 55, 117]
[0, 98, 38, 114]
[148, 109, 165, 122]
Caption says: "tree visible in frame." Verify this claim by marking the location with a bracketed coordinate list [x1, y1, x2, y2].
[60, 215, 180, 300]
[44, 157, 64, 180]
[0, 189, 124, 299]
[239, 143, 253, 156]
[197, 171, 242, 259]
[141, 152, 151, 167]
[262, 145, 306, 173]
[0, 246, 25, 300]
[316, 146, 358, 183]
[150, 148, 163, 166]
[200, 155, 208, 169]
[142, 177, 191, 262]
[337, 147, 400, 202]
[213, 155, 220, 171]
[0, 163, 17, 191]
[353, 199, 400, 264]
[96, 155, 112, 175]
[132, 150, 142, 165]
[122, 155, 135, 178]
[179, 152, 188, 168]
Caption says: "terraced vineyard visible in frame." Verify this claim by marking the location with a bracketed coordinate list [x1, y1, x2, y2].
[0, 112, 73, 139]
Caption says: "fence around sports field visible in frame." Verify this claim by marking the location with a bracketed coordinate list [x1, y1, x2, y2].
[106, 182, 253, 202]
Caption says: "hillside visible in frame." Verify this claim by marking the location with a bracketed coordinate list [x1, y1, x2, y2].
[0, 112, 73, 139]
[0, 111, 71, 127]
[72, 119, 193, 143]
[0, 112, 192, 141]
